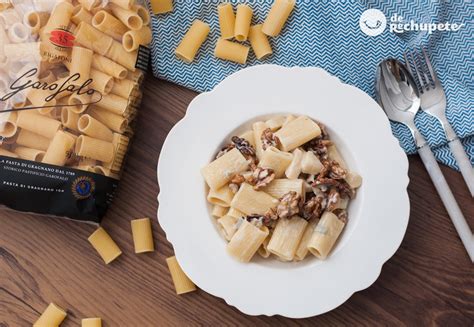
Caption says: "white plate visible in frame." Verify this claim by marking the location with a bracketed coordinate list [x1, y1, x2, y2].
[157, 65, 409, 318]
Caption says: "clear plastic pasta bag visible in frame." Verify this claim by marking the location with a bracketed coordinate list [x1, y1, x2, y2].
[0, 0, 151, 223]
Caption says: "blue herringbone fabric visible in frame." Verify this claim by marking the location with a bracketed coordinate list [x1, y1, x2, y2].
[150, 0, 474, 170]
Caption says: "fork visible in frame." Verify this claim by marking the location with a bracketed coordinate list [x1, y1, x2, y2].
[404, 47, 474, 197]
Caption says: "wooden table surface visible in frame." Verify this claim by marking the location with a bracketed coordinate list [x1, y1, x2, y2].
[1, 76, 473, 327]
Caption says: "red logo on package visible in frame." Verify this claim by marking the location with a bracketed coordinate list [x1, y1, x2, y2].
[49, 29, 75, 48]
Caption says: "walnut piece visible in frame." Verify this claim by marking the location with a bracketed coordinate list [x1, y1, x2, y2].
[231, 136, 256, 158]
[333, 208, 348, 224]
[229, 174, 246, 193]
[215, 136, 256, 160]
[247, 167, 275, 190]
[304, 139, 332, 160]
[261, 128, 281, 150]
[300, 194, 325, 220]
[328, 160, 347, 179]
[246, 209, 278, 228]
[276, 191, 301, 219]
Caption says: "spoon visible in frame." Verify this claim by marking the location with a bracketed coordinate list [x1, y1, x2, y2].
[376, 59, 474, 262]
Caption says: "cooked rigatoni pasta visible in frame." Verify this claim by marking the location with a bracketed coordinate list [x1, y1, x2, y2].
[294, 218, 319, 261]
[207, 185, 234, 207]
[267, 215, 307, 261]
[211, 205, 228, 218]
[217, 214, 239, 241]
[202, 114, 361, 262]
[275, 116, 321, 151]
[307, 211, 346, 259]
[262, 178, 304, 199]
[175, 19, 210, 63]
[258, 146, 292, 178]
[285, 148, 303, 179]
[227, 220, 269, 262]
[231, 183, 277, 215]
[201, 148, 249, 190]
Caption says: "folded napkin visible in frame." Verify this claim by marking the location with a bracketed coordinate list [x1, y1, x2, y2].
[150, 0, 473, 170]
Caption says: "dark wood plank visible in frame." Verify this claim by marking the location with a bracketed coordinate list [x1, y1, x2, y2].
[1, 76, 473, 326]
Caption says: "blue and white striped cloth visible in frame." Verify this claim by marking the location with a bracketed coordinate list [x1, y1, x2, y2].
[150, 0, 473, 170]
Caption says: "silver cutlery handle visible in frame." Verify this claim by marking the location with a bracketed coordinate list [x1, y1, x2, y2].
[418, 144, 474, 262]
[443, 122, 474, 197]
[449, 139, 474, 197]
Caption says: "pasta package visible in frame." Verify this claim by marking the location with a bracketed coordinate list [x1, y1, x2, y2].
[0, 0, 151, 223]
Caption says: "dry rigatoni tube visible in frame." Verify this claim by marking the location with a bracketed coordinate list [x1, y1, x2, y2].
[166, 256, 196, 295]
[72, 5, 93, 25]
[262, 0, 295, 36]
[75, 22, 113, 55]
[42, 131, 76, 166]
[0, 148, 19, 158]
[88, 106, 128, 133]
[78, 114, 114, 142]
[61, 109, 80, 131]
[150, 0, 173, 14]
[122, 26, 152, 52]
[88, 227, 122, 264]
[92, 10, 128, 41]
[133, 4, 150, 25]
[69, 46, 93, 85]
[217, 3, 235, 39]
[33, 303, 67, 327]
[89, 69, 115, 94]
[14, 147, 45, 162]
[76, 135, 115, 163]
[175, 20, 210, 63]
[16, 111, 61, 139]
[214, 39, 249, 64]
[131, 218, 154, 253]
[78, 0, 101, 11]
[111, 79, 137, 98]
[16, 129, 50, 150]
[249, 24, 272, 60]
[25, 11, 49, 34]
[93, 93, 129, 116]
[92, 54, 128, 79]
[105, 41, 138, 71]
[109, 3, 143, 30]
[82, 317, 102, 327]
[110, 0, 135, 10]
[234, 4, 252, 41]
